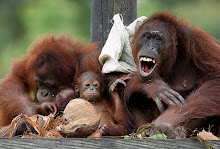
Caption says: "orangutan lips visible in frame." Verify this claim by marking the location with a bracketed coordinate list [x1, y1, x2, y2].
[140, 57, 156, 74]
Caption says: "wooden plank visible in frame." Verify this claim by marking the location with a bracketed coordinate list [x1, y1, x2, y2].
[90, 0, 137, 44]
[0, 138, 219, 149]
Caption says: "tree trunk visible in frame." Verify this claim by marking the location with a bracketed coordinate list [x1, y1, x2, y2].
[90, 0, 137, 45]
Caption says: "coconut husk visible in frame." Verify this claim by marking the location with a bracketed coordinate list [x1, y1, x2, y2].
[198, 130, 220, 140]
[21, 133, 42, 138]
[1, 98, 101, 138]
[1, 113, 63, 138]
[57, 98, 100, 137]
[45, 129, 63, 138]
[9, 114, 44, 137]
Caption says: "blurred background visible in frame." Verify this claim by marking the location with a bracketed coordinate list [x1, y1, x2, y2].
[0, 0, 219, 78]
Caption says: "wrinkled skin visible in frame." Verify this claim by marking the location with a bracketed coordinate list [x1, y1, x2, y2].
[137, 31, 165, 81]
[75, 72, 101, 102]
[35, 73, 58, 103]
[35, 70, 79, 115]
[142, 78, 185, 113]
[135, 28, 184, 111]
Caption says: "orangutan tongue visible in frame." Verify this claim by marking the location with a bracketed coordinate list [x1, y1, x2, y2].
[142, 64, 150, 73]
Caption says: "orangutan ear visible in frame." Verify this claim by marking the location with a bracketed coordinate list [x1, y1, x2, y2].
[74, 85, 79, 93]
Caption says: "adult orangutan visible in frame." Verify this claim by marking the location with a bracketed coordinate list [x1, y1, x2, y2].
[0, 35, 101, 127]
[120, 12, 220, 138]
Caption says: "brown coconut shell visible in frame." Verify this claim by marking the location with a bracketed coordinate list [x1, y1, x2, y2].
[198, 130, 220, 140]
[57, 98, 100, 137]
[2, 114, 63, 138]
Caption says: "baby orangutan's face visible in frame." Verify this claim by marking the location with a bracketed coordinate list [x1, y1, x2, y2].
[75, 72, 101, 102]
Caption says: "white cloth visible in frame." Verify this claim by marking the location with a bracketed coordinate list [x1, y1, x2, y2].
[99, 14, 147, 74]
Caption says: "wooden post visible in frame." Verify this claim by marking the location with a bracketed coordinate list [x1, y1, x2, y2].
[90, 0, 137, 44]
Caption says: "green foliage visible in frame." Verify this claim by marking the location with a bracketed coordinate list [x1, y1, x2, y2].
[148, 134, 167, 139]
[124, 133, 167, 140]
[137, 0, 220, 40]
[124, 123, 167, 139]
[19, 0, 90, 41]
[0, 0, 91, 78]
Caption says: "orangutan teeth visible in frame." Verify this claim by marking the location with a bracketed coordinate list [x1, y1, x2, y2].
[140, 57, 156, 63]
[140, 57, 152, 62]
[152, 59, 156, 64]
[140, 57, 145, 61]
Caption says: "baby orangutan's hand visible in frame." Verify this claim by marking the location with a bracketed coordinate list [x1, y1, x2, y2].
[99, 124, 109, 136]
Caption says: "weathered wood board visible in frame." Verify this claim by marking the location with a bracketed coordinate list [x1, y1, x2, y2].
[0, 138, 219, 149]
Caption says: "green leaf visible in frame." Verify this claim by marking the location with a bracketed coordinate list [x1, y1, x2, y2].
[124, 135, 132, 139]
[148, 134, 167, 139]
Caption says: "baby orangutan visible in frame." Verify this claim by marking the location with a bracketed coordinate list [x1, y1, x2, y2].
[75, 71, 125, 137]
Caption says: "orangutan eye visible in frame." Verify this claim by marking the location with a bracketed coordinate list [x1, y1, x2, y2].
[93, 83, 99, 87]
[145, 34, 151, 39]
[86, 84, 90, 87]
[155, 36, 161, 41]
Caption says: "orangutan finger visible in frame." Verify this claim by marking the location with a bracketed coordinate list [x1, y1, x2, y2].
[154, 97, 165, 113]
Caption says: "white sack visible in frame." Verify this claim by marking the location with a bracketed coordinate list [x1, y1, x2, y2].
[99, 14, 147, 74]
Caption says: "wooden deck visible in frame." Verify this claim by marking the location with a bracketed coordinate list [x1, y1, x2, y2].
[0, 138, 219, 149]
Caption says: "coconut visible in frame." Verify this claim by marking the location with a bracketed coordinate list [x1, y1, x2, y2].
[57, 98, 100, 137]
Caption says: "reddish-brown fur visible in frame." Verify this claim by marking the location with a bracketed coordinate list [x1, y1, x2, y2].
[101, 72, 131, 136]
[0, 35, 100, 126]
[75, 66, 128, 137]
[124, 12, 220, 137]
[74, 72, 127, 137]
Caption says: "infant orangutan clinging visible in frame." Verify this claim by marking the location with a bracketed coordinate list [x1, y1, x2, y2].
[75, 71, 126, 137]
